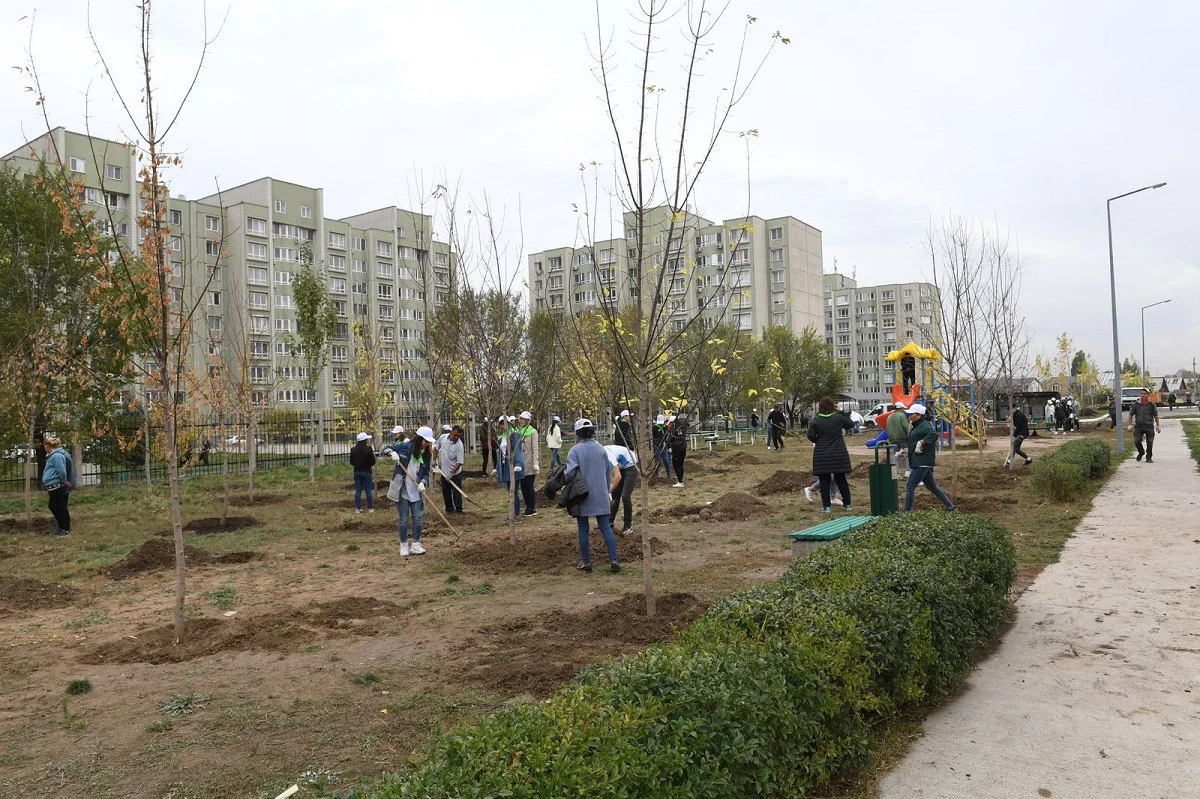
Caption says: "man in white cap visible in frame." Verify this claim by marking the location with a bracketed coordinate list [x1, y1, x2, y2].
[651, 414, 671, 478]
[903, 404, 955, 512]
[565, 418, 621, 573]
[434, 424, 452, 457]
[349, 432, 377, 513]
[382, 425, 436, 556]
[513, 411, 540, 516]
[885, 400, 910, 475]
[615, 409, 635, 449]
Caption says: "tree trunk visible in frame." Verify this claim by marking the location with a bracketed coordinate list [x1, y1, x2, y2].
[248, 417, 257, 503]
[308, 410, 317, 481]
[508, 431, 519, 546]
[144, 415, 153, 495]
[23, 406, 37, 528]
[219, 415, 229, 528]
[162, 398, 187, 643]
[638, 377, 657, 618]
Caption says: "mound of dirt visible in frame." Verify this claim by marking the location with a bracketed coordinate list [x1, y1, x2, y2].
[0, 576, 81, 612]
[0, 517, 45, 534]
[738, 453, 765, 465]
[105, 538, 259, 580]
[80, 596, 410, 665]
[455, 531, 667, 573]
[755, 469, 812, 496]
[227, 493, 287, 507]
[460, 592, 707, 697]
[697, 492, 770, 521]
[183, 516, 260, 535]
[650, 503, 705, 522]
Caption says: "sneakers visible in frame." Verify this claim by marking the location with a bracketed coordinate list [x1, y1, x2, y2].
[576, 561, 593, 572]
[822, 507, 832, 514]
[1004, 459, 1012, 470]
[610, 562, 621, 574]
[50, 528, 70, 537]
[619, 527, 633, 537]
[410, 541, 426, 555]
[672, 482, 685, 488]
[1146, 457, 1153, 463]
[831, 496, 843, 507]
[803, 486, 813, 503]
[367, 508, 375, 514]
[355, 508, 363, 514]
[842, 506, 853, 512]
[1024, 457, 1033, 465]
[1136, 453, 1143, 462]
[523, 511, 537, 517]
[400, 541, 410, 557]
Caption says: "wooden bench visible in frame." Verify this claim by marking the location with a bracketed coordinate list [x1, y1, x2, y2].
[787, 515, 879, 558]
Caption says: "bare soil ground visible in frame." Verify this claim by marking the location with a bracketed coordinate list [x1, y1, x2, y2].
[0, 429, 1099, 797]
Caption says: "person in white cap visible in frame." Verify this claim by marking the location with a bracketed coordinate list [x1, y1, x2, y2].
[903, 404, 956, 512]
[885, 400, 911, 475]
[651, 414, 670, 478]
[512, 411, 540, 517]
[565, 418, 620, 573]
[604, 442, 639, 535]
[546, 415, 564, 469]
[615, 409, 635, 449]
[493, 416, 525, 506]
[349, 432, 377, 513]
[382, 425, 436, 556]
[434, 424, 452, 458]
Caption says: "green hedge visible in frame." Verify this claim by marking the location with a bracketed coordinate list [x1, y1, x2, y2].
[1030, 437, 1113, 501]
[366, 512, 1015, 799]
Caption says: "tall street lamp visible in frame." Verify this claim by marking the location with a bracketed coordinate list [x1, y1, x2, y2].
[1108, 182, 1166, 453]
[1141, 299, 1171, 392]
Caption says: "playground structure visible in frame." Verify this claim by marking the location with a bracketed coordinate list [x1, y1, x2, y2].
[866, 342, 989, 450]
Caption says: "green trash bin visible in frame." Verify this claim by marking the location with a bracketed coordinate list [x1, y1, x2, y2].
[869, 444, 899, 517]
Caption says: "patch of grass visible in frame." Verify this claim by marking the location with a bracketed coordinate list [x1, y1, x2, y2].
[65, 678, 93, 696]
[445, 574, 460, 584]
[345, 543, 359, 552]
[159, 692, 212, 716]
[202, 587, 239, 610]
[423, 558, 461, 574]
[144, 719, 174, 733]
[458, 582, 494, 596]
[304, 645, 323, 654]
[185, 604, 204, 619]
[1183, 421, 1200, 471]
[349, 671, 381, 686]
[64, 610, 111, 630]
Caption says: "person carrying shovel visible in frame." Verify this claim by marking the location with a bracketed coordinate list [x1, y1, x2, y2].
[436, 425, 466, 514]
[383, 425, 435, 557]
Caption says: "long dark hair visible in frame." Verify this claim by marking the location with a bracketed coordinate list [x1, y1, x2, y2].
[410, 437, 429, 461]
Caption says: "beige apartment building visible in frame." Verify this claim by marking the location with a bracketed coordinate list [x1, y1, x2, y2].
[528, 206, 825, 338]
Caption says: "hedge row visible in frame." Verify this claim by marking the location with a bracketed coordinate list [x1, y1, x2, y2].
[366, 511, 1015, 799]
[1030, 437, 1112, 501]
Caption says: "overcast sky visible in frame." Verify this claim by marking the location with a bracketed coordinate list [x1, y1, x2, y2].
[3, 0, 1196, 376]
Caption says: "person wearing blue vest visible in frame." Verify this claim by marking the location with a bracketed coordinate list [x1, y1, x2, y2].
[42, 435, 76, 537]
[383, 425, 434, 557]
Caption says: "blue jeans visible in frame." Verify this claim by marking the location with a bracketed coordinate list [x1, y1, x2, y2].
[576, 514, 619, 566]
[654, 443, 671, 477]
[397, 496, 424, 542]
[549, 449, 561, 469]
[353, 471, 374, 510]
[904, 466, 955, 511]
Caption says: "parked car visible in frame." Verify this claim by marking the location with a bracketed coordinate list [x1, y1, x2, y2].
[3, 444, 36, 464]
[1120, 387, 1148, 412]
[865, 403, 899, 428]
[224, 435, 266, 447]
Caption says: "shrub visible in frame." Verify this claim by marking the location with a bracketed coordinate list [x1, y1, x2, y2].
[1031, 438, 1112, 500]
[367, 512, 1015, 799]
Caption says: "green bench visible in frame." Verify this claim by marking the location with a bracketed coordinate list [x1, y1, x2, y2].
[788, 515, 879, 558]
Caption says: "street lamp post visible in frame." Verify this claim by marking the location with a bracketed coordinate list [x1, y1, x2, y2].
[1107, 182, 1166, 453]
[1141, 299, 1171, 394]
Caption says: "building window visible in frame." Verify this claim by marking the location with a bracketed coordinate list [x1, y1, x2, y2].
[207, 291, 221, 306]
[169, 236, 182, 253]
[248, 291, 268, 309]
[376, 241, 392, 257]
[205, 240, 221, 257]
[770, 226, 783, 240]
[435, 252, 449, 267]
[275, 318, 297, 333]
[770, 248, 784, 262]
[352, 259, 366, 273]
[378, 304, 393, 321]
[329, 232, 346, 249]
[247, 266, 268, 285]
[246, 217, 267, 236]
[548, 256, 563, 272]
[207, 315, 222, 333]
[68, 157, 86, 173]
[274, 247, 297, 262]
[300, 205, 311, 219]
[275, 271, 293, 285]
[771, 270, 785, 284]
[205, 215, 220, 232]
[351, 236, 366, 251]
[378, 261, 394, 278]
[106, 163, 122, 180]
[246, 242, 268, 261]
[274, 199, 287, 214]
[378, 284, 393, 299]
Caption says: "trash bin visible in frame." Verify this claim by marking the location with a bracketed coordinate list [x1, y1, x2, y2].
[869, 444, 899, 517]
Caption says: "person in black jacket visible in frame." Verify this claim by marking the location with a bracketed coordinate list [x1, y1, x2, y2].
[350, 432, 377, 513]
[667, 414, 688, 487]
[615, 410, 635, 449]
[1005, 407, 1033, 469]
[767, 403, 787, 451]
[806, 397, 854, 513]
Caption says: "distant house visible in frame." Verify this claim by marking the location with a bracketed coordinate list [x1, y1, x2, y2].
[1158, 376, 1192, 404]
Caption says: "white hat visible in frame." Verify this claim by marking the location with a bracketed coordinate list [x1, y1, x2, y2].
[552, 415, 560, 422]
[893, 401, 907, 410]
[496, 415, 507, 424]
[507, 415, 517, 422]
[390, 425, 404, 435]
[356, 432, 371, 441]
[442, 424, 452, 432]
[667, 414, 676, 422]
[574, 418, 594, 432]
[619, 409, 631, 418]
[656, 414, 666, 424]
[519, 410, 532, 421]
[415, 425, 436, 443]
[907, 403, 927, 416]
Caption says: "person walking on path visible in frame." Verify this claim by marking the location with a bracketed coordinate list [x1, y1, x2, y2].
[1168, 391, 1177, 411]
[546, 416, 564, 470]
[437, 425, 465, 514]
[513, 411, 540, 517]
[604, 443, 639, 535]
[1005, 407, 1034, 469]
[383, 425, 434, 557]
[886, 400, 911, 475]
[1128, 388, 1161, 462]
[903, 404, 956, 512]
[350, 432, 377, 513]
[807, 397, 854, 513]
[767, 403, 787, 450]
[42, 435, 75, 537]
[666, 413, 689, 487]
[565, 418, 621, 573]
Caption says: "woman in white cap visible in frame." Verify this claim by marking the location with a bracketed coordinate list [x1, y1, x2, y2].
[904, 404, 956, 512]
[513, 411, 540, 517]
[546, 416, 564, 469]
[382, 425, 436, 556]
[565, 418, 621, 573]
[349, 432, 377, 514]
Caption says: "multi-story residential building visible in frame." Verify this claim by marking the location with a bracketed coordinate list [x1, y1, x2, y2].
[2, 128, 452, 417]
[822, 273, 943, 406]
[527, 205, 824, 337]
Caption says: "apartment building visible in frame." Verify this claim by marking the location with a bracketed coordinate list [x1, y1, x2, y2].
[2, 128, 452, 415]
[823, 273, 944, 405]
[527, 205, 824, 337]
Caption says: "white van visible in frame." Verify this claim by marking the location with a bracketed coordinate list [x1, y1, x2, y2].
[865, 403, 898, 428]
[1120, 387, 1147, 412]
